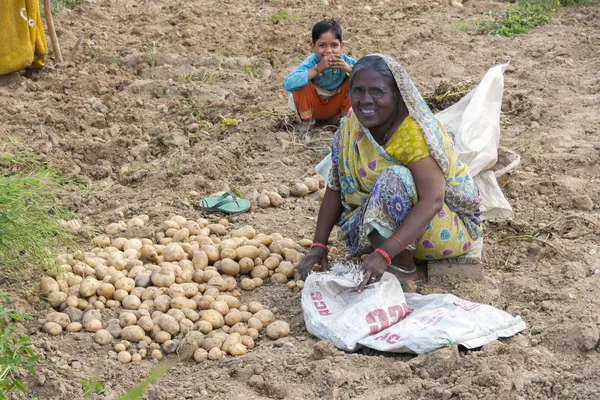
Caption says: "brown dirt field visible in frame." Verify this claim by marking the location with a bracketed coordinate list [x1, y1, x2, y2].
[1, 0, 600, 399]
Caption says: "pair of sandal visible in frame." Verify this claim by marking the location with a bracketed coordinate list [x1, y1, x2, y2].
[198, 192, 250, 214]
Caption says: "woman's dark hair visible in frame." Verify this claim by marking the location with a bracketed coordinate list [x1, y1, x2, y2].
[312, 19, 342, 43]
[349, 55, 401, 103]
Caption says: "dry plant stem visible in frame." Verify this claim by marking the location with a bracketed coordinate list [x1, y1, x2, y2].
[532, 214, 599, 236]
[497, 235, 561, 254]
[44, 0, 64, 63]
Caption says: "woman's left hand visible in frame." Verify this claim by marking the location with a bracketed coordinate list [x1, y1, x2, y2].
[357, 251, 389, 292]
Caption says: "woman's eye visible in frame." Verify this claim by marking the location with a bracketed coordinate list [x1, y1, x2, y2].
[371, 88, 384, 96]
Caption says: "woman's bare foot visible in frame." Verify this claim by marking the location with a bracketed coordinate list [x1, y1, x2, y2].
[388, 250, 419, 283]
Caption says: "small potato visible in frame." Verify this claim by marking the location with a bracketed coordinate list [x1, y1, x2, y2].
[196, 320, 213, 334]
[258, 195, 271, 208]
[151, 349, 163, 360]
[204, 287, 220, 298]
[229, 343, 247, 356]
[167, 308, 185, 321]
[253, 309, 275, 327]
[194, 348, 209, 362]
[230, 322, 248, 336]
[66, 322, 83, 332]
[220, 248, 237, 260]
[235, 246, 260, 261]
[84, 319, 103, 333]
[173, 228, 190, 243]
[266, 320, 291, 340]
[122, 295, 141, 310]
[267, 192, 283, 208]
[207, 277, 228, 292]
[291, 183, 309, 197]
[198, 295, 215, 310]
[192, 251, 209, 270]
[131, 353, 142, 362]
[154, 295, 172, 313]
[162, 339, 179, 354]
[248, 328, 259, 340]
[207, 224, 227, 236]
[208, 347, 225, 360]
[263, 256, 280, 270]
[121, 325, 145, 342]
[296, 280, 305, 289]
[46, 312, 71, 328]
[248, 302, 263, 313]
[118, 351, 132, 364]
[94, 329, 113, 345]
[182, 308, 199, 322]
[137, 316, 154, 332]
[252, 278, 264, 288]
[231, 225, 256, 239]
[113, 289, 128, 302]
[224, 311, 243, 327]
[241, 335, 255, 349]
[241, 311, 253, 323]
[211, 300, 229, 316]
[303, 178, 319, 193]
[271, 273, 289, 284]
[251, 265, 269, 280]
[43, 322, 63, 336]
[247, 317, 263, 331]
[221, 334, 241, 353]
[114, 343, 126, 352]
[97, 283, 116, 298]
[119, 312, 137, 327]
[159, 314, 180, 336]
[168, 284, 185, 298]
[201, 245, 220, 264]
[155, 331, 172, 344]
[276, 261, 295, 278]
[240, 278, 256, 291]
[287, 281, 297, 289]
[201, 309, 225, 328]
[238, 258, 254, 274]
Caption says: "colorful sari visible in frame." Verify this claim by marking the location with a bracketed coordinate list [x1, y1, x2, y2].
[328, 55, 482, 260]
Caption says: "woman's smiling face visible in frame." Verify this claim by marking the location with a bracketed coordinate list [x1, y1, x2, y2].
[349, 68, 399, 131]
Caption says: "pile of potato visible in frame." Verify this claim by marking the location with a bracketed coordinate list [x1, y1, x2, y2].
[38, 216, 308, 363]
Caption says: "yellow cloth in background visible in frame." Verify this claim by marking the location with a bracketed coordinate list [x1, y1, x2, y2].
[0, 0, 48, 75]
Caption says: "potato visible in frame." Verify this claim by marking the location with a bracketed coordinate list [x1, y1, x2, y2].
[252, 278, 264, 288]
[201, 309, 225, 328]
[181, 283, 198, 298]
[224, 311, 243, 327]
[170, 216, 187, 228]
[163, 243, 186, 262]
[43, 322, 62, 336]
[151, 267, 175, 288]
[211, 300, 229, 316]
[207, 277, 228, 292]
[248, 328, 259, 340]
[192, 270, 205, 284]
[201, 245, 220, 264]
[204, 287, 220, 298]
[198, 295, 215, 310]
[258, 195, 271, 208]
[220, 259, 240, 276]
[208, 347, 225, 360]
[271, 273, 289, 284]
[84, 319, 102, 333]
[287, 281, 297, 289]
[155, 331, 172, 344]
[162, 339, 179, 354]
[168, 284, 185, 298]
[303, 178, 319, 193]
[192, 251, 209, 270]
[247, 317, 263, 331]
[97, 283, 116, 298]
[266, 320, 291, 340]
[118, 351, 132, 364]
[196, 320, 213, 334]
[46, 312, 70, 328]
[263, 256, 280, 270]
[173, 228, 190, 243]
[291, 183, 309, 197]
[66, 322, 83, 332]
[236, 246, 260, 261]
[113, 289, 128, 302]
[47, 291, 67, 308]
[171, 296, 194, 310]
[154, 295, 171, 313]
[167, 309, 185, 321]
[119, 312, 137, 327]
[159, 314, 180, 335]
[238, 258, 255, 274]
[268, 192, 283, 207]
[203, 269, 220, 283]
[276, 261, 295, 278]
[79, 278, 100, 297]
[137, 316, 154, 332]
[77, 298, 89, 310]
[220, 248, 237, 261]
[251, 265, 269, 280]
[216, 295, 240, 309]
[248, 302, 263, 313]
[229, 343, 247, 356]
[283, 249, 303, 264]
[122, 295, 141, 310]
[253, 309, 274, 327]
[151, 349, 163, 360]
[231, 225, 256, 239]
[194, 348, 208, 362]
[41, 277, 60, 294]
[296, 280, 305, 289]
[230, 322, 248, 336]
[240, 277, 256, 291]
[121, 325, 145, 342]
[221, 334, 241, 353]
[241, 311, 253, 323]
[94, 329, 113, 345]
[124, 239, 143, 251]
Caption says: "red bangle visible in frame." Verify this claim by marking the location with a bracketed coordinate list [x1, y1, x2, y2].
[311, 242, 329, 252]
[390, 235, 405, 251]
[374, 248, 391, 265]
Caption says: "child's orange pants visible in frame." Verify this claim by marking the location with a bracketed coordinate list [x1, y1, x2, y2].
[292, 79, 350, 121]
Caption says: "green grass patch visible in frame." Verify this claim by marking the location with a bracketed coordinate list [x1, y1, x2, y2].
[39, 0, 81, 17]
[478, 0, 588, 36]
[0, 156, 76, 272]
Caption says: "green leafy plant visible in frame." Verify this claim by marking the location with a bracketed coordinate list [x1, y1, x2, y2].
[117, 362, 174, 400]
[80, 378, 104, 398]
[0, 156, 76, 271]
[243, 65, 262, 78]
[219, 116, 240, 132]
[270, 10, 295, 24]
[0, 291, 38, 398]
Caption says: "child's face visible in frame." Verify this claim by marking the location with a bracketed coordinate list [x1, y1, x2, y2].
[310, 31, 344, 60]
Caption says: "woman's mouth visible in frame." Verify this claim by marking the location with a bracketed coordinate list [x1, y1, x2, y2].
[360, 109, 377, 115]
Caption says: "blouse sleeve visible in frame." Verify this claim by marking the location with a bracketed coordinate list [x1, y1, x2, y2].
[386, 117, 431, 165]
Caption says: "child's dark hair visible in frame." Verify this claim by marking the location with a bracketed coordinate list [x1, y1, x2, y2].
[311, 19, 342, 44]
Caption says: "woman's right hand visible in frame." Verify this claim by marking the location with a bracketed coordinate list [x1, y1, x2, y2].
[297, 247, 329, 280]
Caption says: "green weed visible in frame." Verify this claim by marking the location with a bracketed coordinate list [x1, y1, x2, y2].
[219, 116, 240, 132]
[39, 0, 81, 16]
[200, 71, 220, 84]
[270, 10, 295, 24]
[0, 156, 76, 271]
[80, 378, 104, 398]
[244, 65, 262, 78]
[117, 362, 174, 400]
[0, 291, 38, 398]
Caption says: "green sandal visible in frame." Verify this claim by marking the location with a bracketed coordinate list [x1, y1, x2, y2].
[198, 192, 251, 214]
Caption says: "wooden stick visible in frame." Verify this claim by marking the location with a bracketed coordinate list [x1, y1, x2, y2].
[43, 0, 64, 63]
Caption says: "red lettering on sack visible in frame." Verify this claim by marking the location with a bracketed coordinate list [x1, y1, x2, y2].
[453, 299, 481, 311]
[374, 332, 401, 345]
[310, 292, 322, 301]
[310, 292, 331, 315]
[366, 304, 412, 335]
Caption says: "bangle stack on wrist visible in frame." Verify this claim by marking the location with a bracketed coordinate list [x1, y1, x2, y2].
[374, 248, 392, 264]
[314, 64, 322, 76]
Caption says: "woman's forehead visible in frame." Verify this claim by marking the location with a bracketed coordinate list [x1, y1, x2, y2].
[351, 68, 388, 85]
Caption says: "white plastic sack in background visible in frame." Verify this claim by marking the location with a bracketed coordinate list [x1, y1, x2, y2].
[302, 262, 526, 354]
[315, 64, 514, 220]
